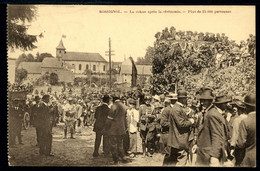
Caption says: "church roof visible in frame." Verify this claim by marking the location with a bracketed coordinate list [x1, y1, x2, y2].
[18, 62, 42, 74]
[56, 39, 66, 50]
[42, 57, 63, 68]
[63, 52, 107, 62]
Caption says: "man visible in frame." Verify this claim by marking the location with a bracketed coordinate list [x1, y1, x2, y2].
[166, 90, 195, 166]
[8, 98, 24, 148]
[37, 95, 54, 156]
[103, 95, 129, 164]
[139, 95, 154, 157]
[31, 96, 41, 146]
[237, 94, 256, 167]
[93, 94, 111, 157]
[229, 99, 247, 166]
[126, 98, 139, 158]
[63, 97, 77, 139]
[161, 93, 177, 165]
[196, 94, 231, 166]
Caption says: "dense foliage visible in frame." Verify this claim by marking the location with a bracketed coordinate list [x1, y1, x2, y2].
[150, 27, 255, 98]
[8, 5, 42, 51]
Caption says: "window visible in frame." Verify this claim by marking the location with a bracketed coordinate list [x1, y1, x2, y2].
[103, 65, 106, 71]
[86, 64, 89, 70]
[79, 64, 82, 70]
[93, 65, 96, 71]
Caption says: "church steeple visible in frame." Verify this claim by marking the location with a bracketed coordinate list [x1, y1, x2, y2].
[56, 39, 66, 60]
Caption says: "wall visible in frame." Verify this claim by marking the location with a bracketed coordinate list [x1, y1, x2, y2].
[8, 58, 16, 84]
[64, 61, 108, 74]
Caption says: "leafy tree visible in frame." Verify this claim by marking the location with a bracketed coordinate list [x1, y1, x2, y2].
[15, 53, 35, 67]
[36, 52, 54, 62]
[151, 39, 215, 94]
[15, 68, 28, 83]
[8, 5, 42, 51]
[50, 72, 59, 85]
[136, 46, 154, 65]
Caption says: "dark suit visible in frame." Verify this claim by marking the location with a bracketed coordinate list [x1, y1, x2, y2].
[196, 106, 230, 166]
[165, 102, 193, 166]
[8, 106, 23, 145]
[104, 100, 127, 162]
[93, 103, 111, 155]
[31, 103, 40, 145]
[237, 112, 256, 167]
[37, 101, 53, 155]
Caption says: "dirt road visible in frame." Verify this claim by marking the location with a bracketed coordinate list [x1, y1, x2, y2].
[8, 124, 164, 166]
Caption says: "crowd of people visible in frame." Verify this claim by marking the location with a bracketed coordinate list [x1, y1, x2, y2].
[155, 27, 256, 69]
[8, 85, 256, 167]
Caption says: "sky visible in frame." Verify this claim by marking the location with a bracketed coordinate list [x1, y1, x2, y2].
[8, 5, 255, 62]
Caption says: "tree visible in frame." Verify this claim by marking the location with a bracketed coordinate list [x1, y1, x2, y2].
[50, 73, 59, 85]
[36, 52, 54, 62]
[8, 5, 42, 51]
[136, 46, 154, 65]
[151, 38, 215, 94]
[15, 68, 28, 83]
[16, 53, 35, 68]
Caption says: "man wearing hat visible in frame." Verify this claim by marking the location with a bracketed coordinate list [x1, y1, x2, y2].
[126, 98, 139, 158]
[139, 95, 154, 157]
[103, 95, 129, 164]
[228, 99, 247, 166]
[196, 94, 231, 166]
[166, 90, 195, 166]
[37, 94, 54, 156]
[93, 94, 112, 157]
[8, 98, 24, 148]
[63, 97, 77, 139]
[161, 93, 177, 164]
[237, 94, 256, 167]
[31, 96, 41, 146]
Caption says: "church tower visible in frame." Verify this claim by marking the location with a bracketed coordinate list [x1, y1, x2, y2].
[56, 39, 66, 61]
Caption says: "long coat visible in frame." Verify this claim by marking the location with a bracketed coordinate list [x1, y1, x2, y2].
[36, 102, 53, 129]
[106, 101, 127, 135]
[237, 112, 256, 167]
[196, 106, 230, 166]
[167, 102, 192, 150]
[93, 104, 111, 132]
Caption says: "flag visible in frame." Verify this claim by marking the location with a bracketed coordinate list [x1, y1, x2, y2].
[129, 57, 137, 88]
[62, 35, 66, 38]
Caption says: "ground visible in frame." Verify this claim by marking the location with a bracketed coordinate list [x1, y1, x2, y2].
[8, 124, 165, 166]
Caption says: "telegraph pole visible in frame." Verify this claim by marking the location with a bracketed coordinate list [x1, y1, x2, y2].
[105, 38, 115, 90]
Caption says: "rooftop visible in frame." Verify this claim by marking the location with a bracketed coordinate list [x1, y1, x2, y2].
[63, 51, 107, 62]
[18, 62, 42, 74]
[42, 57, 63, 68]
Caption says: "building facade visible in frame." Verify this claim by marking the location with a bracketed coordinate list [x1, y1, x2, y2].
[56, 40, 108, 76]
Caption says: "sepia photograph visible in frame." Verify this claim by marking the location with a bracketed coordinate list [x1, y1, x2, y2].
[7, 5, 256, 167]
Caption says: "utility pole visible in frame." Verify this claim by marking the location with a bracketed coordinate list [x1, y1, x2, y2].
[105, 37, 115, 90]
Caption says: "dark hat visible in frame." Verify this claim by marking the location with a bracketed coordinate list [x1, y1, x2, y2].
[128, 98, 136, 105]
[230, 99, 246, 109]
[243, 94, 256, 107]
[42, 94, 50, 101]
[177, 90, 187, 98]
[197, 88, 214, 100]
[34, 96, 40, 101]
[214, 95, 232, 104]
[102, 94, 110, 103]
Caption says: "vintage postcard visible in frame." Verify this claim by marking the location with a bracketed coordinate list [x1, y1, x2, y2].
[7, 5, 256, 166]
